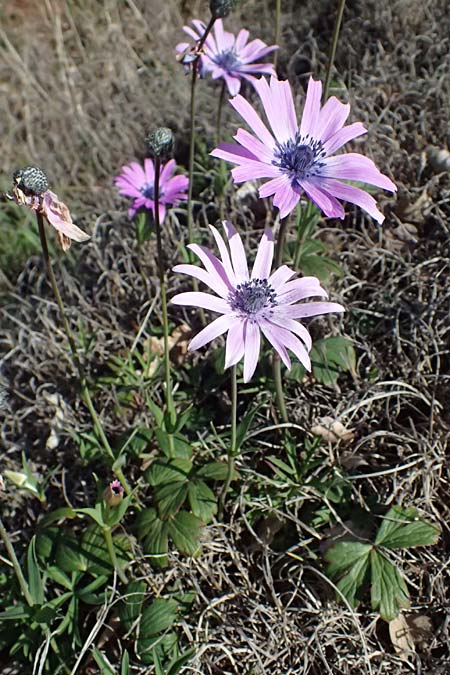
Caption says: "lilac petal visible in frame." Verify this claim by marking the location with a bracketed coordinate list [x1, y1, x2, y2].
[235, 28, 250, 52]
[234, 128, 274, 163]
[299, 179, 346, 219]
[267, 320, 311, 370]
[115, 182, 142, 199]
[322, 154, 397, 191]
[240, 45, 278, 63]
[316, 96, 350, 143]
[172, 264, 229, 297]
[243, 321, 261, 382]
[273, 183, 302, 219]
[299, 77, 322, 139]
[276, 277, 328, 304]
[225, 321, 245, 368]
[209, 224, 237, 287]
[230, 94, 275, 148]
[223, 221, 249, 283]
[253, 76, 296, 143]
[160, 159, 176, 183]
[183, 25, 202, 42]
[240, 64, 276, 76]
[144, 159, 155, 183]
[323, 122, 367, 156]
[158, 203, 166, 223]
[171, 291, 229, 314]
[189, 314, 236, 351]
[319, 178, 385, 223]
[251, 227, 274, 280]
[211, 141, 258, 164]
[43, 192, 90, 242]
[259, 320, 291, 369]
[188, 243, 234, 297]
[284, 301, 344, 319]
[268, 264, 296, 289]
[259, 175, 289, 198]
[232, 160, 280, 182]
[269, 314, 312, 351]
[223, 73, 242, 96]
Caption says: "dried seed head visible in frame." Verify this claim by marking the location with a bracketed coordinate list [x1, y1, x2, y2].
[210, 0, 235, 19]
[13, 166, 49, 196]
[146, 127, 174, 158]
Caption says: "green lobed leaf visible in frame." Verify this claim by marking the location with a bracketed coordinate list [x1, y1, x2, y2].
[167, 511, 203, 556]
[375, 506, 441, 549]
[145, 458, 193, 487]
[135, 507, 169, 567]
[310, 336, 355, 388]
[325, 541, 372, 607]
[188, 480, 217, 523]
[139, 598, 178, 637]
[27, 537, 45, 606]
[196, 461, 230, 480]
[166, 648, 196, 675]
[235, 401, 265, 452]
[119, 580, 147, 632]
[370, 549, 410, 621]
[154, 482, 189, 519]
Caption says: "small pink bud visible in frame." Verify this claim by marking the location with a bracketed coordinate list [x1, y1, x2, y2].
[103, 480, 124, 506]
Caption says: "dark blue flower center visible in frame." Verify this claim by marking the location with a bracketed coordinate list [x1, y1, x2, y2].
[213, 48, 241, 72]
[229, 278, 277, 317]
[140, 183, 164, 200]
[272, 133, 326, 185]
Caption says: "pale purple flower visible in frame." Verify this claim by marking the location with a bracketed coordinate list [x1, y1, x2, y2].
[211, 76, 396, 222]
[114, 159, 188, 221]
[171, 221, 344, 382]
[176, 19, 278, 96]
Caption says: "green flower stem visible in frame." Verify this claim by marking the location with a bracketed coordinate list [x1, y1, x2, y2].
[103, 527, 127, 585]
[218, 365, 237, 516]
[187, 15, 216, 247]
[323, 0, 346, 101]
[153, 157, 176, 452]
[35, 213, 131, 495]
[216, 79, 226, 145]
[274, 0, 281, 69]
[273, 217, 289, 423]
[0, 516, 33, 607]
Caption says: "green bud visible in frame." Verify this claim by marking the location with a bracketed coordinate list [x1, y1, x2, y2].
[13, 166, 49, 196]
[210, 0, 235, 19]
[146, 127, 174, 158]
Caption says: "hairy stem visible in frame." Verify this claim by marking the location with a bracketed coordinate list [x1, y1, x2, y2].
[0, 516, 34, 606]
[103, 528, 128, 584]
[153, 157, 176, 453]
[323, 0, 346, 101]
[218, 365, 238, 516]
[273, 218, 289, 422]
[36, 213, 131, 493]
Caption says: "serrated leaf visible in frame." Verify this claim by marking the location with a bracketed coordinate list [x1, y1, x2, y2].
[375, 506, 440, 549]
[167, 511, 203, 556]
[145, 458, 193, 486]
[188, 480, 217, 523]
[27, 537, 44, 605]
[154, 481, 189, 519]
[325, 541, 372, 606]
[140, 598, 178, 637]
[135, 508, 169, 567]
[196, 461, 229, 480]
[311, 336, 355, 387]
[370, 549, 410, 620]
[119, 580, 147, 632]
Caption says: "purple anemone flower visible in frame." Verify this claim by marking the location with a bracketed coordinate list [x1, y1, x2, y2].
[171, 221, 344, 382]
[211, 76, 396, 222]
[176, 19, 278, 96]
[114, 159, 188, 221]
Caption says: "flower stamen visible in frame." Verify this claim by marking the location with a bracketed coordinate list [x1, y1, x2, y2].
[229, 278, 277, 317]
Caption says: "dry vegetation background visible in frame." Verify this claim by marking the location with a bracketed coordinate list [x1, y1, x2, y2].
[0, 0, 450, 673]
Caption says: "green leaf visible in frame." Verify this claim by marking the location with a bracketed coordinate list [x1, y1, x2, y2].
[167, 511, 203, 556]
[235, 401, 264, 451]
[196, 461, 229, 480]
[310, 336, 355, 387]
[188, 480, 217, 523]
[145, 458, 193, 486]
[370, 549, 410, 620]
[92, 646, 117, 675]
[155, 428, 192, 459]
[56, 534, 88, 573]
[140, 598, 178, 636]
[154, 482, 189, 519]
[77, 505, 106, 529]
[375, 506, 441, 549]
[121, 650, 130, 675]
[325, 541, 372, 607]
[27, 537, 45, 605]
[45, 565, 73, 591]
[104, 492, 134, 528]
[38, 507, 76, 528]
[166, 648, 196, 675]
[119, 580, 147, 632]
[135, 508, 169, 567]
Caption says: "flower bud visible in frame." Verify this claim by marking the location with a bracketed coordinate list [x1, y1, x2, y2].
[103, 480, 124, 506]
[210, 0, 235, 19]
[146, 127, 174, 158]
[13, 166, 49, 196]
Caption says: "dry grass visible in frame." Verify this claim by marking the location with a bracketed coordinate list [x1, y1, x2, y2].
[1, 0, 450, 673]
